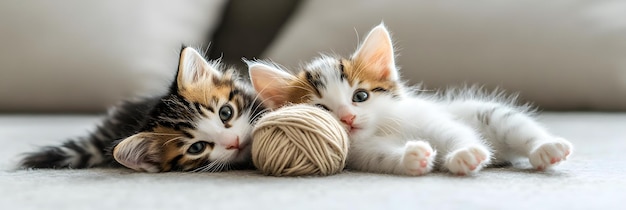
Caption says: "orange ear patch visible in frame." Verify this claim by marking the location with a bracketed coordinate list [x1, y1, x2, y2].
[341, 58, 398, 92]
[179, 80, 232, 108]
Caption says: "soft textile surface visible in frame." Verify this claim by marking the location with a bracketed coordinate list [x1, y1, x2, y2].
[265, 0, 626, 110]
[1, 113, 624, 209]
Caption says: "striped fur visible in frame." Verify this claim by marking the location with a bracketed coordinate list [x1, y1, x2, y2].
[19, 98, 159, 169]
[19, 47, 267, 172]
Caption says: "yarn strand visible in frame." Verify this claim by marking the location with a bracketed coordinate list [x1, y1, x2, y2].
[251, 104, 349, 176]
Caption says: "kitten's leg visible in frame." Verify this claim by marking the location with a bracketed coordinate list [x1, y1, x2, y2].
[348, 138, 436, 176]
[528, 137, 573, 170]
[416, 115, 492, 175]
[403, 141, 437, 175]
[444, 146, 491, 175]
[472, 105, 573, 170]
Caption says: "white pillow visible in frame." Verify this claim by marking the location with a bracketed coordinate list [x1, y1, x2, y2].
[0, 0, 227, 112]
[264, 0, 626, 110]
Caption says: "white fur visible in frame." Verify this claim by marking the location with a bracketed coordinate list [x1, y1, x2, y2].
[192, 104, 253, 165]
[249, 24, 573, 176]
[307, 57, 572, 176]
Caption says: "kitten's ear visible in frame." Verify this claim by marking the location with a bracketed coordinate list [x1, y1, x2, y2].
[176, 47, 221, 90]
[247, 61, 295, 109]
[113, 133, 161, 173]
[352, 23, 398, 81]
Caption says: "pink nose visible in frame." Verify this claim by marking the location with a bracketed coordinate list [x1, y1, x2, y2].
[340, 114, 356, 126]
[225, 137, 240, 150]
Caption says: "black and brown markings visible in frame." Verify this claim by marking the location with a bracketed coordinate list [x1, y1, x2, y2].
[141, 70, 258, 172]
[177, 70, 252, 129]
[143, 125, 213, 172]
[287, 57, 400, 105]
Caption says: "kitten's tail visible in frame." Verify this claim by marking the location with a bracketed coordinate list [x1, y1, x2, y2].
[19, 136, 112, 169]
[18, 98, 157, 169]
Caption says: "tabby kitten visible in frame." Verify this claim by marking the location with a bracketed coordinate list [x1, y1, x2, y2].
[20, 47, 266, 172]
[247, 24, 573, 176]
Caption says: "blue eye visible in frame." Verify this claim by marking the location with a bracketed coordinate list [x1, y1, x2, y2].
[352, 89, 369, 102]
[187, 142, 206, 154]
[219, 105, 233, 122]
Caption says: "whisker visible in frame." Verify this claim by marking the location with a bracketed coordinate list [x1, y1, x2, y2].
[255, 95, 282, 108]
[249, 108, 270, 123]
[371, 115, 403, 136]
[195, 160, 219, 173]
[195, 155, 232, 173]
[246, 97, 271, 121]
[139, 132, 180, 136]
[193, 155, 228, 173]
[283, 85, 310, 93]
[163, 136, 185, 146]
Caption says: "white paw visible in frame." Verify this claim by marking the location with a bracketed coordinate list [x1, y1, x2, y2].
[402, 141, 436, 176]
[529, 138, 573, 170]
[444, 146, 491, 175]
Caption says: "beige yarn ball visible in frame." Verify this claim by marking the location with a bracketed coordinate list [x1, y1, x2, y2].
[251, 104, 349, 176]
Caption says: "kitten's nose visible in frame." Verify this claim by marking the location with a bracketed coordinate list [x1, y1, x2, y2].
[225, 137, 240, 150]
[340, 114, 356, 126]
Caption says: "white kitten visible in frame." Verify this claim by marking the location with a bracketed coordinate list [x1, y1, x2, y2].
[247, 24, 573, 175]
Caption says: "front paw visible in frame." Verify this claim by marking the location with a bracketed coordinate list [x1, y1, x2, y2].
[529, 137, 573, 170]
[402, 141, 436, 176]
[444, 146, 491, 175]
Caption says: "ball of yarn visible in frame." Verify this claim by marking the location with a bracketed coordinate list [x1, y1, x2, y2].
[251, 104, 349, 176]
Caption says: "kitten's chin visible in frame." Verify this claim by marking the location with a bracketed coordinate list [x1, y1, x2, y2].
[344, 122, 360, 132]
[229, 145, 254, 170]
[347, 127, 371, 140]
[233, 144, 252, 162]
[348, 127, 361, 135]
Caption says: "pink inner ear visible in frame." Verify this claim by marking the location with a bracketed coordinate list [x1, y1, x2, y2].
[253, 82, 284, 108]
[379, 67, 391, 80]
[113, 134, 160, 172]
[367, 51, 393, 80]
[250, 66, 293, 109]
[260, 89, 287, 109]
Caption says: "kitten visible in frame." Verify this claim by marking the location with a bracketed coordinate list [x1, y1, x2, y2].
[19, 47, 266, 172]
[247, 24, 573, 176]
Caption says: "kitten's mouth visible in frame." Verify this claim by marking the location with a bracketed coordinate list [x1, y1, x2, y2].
[233, 141, 251, 157]
[348, 126, 361, 134]
[238, 142, 249, 151]
[232, 142, 248, 153]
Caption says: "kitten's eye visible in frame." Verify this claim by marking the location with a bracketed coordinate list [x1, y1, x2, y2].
[187, 142, 207, 155]
[219, 105, 233, 122]
[315, 104, 330, 111]
[352, 89, 369, 102]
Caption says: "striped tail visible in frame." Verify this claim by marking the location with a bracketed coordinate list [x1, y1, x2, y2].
[20, 137, 112, 169]
[19, 97, 160, 169]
